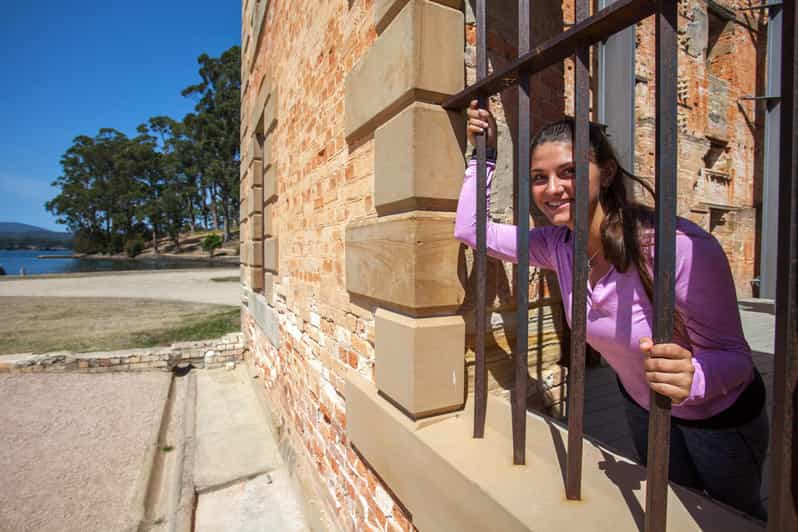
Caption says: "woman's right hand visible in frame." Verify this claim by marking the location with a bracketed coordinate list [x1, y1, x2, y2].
[466, 99, 498, 151]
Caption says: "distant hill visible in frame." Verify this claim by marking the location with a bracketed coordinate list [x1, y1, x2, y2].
[0, 222, 72, 249]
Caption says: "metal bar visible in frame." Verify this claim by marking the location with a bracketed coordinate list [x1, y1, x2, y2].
[645, 1, 677, 531]
[768, 0, 798, 528]
[473, 0, 488, 440]
[739, 95, 781, 101]
[736, 2, 783, 10]
[761, 3, 784, 299]
[513, 0, 531, 466]
[566, 0, 590, 501]
[442, 0, 655, 111]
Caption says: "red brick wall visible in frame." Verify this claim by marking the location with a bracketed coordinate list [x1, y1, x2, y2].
[241, 1, 766, 530]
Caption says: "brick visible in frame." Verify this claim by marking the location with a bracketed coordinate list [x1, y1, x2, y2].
[344, 0, 464, 140]
[374, 101, 465, 215]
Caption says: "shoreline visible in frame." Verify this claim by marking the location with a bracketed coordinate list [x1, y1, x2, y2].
[0, 266, 239, 281]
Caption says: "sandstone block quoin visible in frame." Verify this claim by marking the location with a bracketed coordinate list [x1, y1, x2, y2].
[263, 204, 274, 237]
[249, 214, 263, 240]
[247, 185, 263, 217]
[375, 101, 465, 215]
[345, 211, 463, 315]
[344, 0, 464, 140]
[264, 164, 277, 202]
[249, 266, 264, 293]
[375, 0, 464, 34]
[249, 159, 264, 187]
[375, 308, 465, 418]
[249, 241, 264, 268]
[264, 237, 278, 273]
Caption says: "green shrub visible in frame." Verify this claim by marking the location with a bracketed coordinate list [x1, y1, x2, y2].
[202, 233, 223, 257]
[125, 237, 146, 258]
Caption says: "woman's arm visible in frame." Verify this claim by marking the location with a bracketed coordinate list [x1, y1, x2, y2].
[455, 100, 559, 269]
[453, 159, 558, 269]
[671, 226, 754, 405]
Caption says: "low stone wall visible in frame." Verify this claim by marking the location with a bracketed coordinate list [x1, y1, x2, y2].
[0, 333, 244, 374]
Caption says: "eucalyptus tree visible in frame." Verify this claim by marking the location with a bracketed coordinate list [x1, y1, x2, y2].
[181, 45, 241, 242]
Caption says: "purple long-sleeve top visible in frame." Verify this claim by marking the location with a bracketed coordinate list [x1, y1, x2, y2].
[454, 159, 754, 420]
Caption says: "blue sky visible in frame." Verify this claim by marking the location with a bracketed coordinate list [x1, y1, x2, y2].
[0, 1, 240, 231]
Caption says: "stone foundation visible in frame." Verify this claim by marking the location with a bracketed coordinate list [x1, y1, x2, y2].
[0, 333, 244, 374]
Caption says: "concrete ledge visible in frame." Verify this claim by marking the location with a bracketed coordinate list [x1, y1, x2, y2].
[375, 308, 465, 418]
[0, 334, 244, 374]
[375, 101, 465, 216]
[375, 0, 463, 34]
[344, 0, 464, 140]
[345, 211, 463, 315]
[345, 371, 764, 532]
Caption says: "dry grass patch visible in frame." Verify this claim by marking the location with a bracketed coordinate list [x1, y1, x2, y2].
[0, 296, 240, 354]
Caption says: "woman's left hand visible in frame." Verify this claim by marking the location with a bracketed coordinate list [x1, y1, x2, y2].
[639, 337, 695, 403]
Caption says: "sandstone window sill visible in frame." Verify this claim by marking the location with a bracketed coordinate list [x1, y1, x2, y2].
[346, 370, 764, 531]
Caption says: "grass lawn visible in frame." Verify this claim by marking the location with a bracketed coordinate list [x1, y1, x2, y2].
[0, 297, 240, 354]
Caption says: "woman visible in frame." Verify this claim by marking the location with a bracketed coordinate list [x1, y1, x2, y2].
[454, 101, 768, 520]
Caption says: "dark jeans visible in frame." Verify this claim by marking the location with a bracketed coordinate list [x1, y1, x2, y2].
[621, 386, 769, 521]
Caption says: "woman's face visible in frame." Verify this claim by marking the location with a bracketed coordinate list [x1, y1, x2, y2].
[530, 141, 608, 229]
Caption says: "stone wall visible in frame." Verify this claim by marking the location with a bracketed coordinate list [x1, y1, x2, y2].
[633, 0, 766, 295]
[0, 333, 244, 374]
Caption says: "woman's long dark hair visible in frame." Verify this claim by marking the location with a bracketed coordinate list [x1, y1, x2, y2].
[530, 118, 687, 341]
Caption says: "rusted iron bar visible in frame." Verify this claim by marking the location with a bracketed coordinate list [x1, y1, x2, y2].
[645, 1, 678, 531]
[565, 0, 591, 502]
[473, 0, 488, 440]
[768, 0, 798, 529]
[442, 0, 655, 111]
[513, 0, 531, 466]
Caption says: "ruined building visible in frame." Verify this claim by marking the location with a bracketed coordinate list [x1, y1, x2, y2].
[239, 0, 775, 530]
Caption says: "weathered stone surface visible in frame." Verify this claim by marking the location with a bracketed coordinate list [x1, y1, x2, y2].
[264, 163, 277, 202]
[264, 272, 274, 304]
[345, 211, 463, 315]
[250, 159, 264, 187]
[375, 0, 464, 34]
[249, 241, 264, 268]
[346, 370, 759, 532]
[249, 214, 263, 240]
[344, 0, 464, 140]
[263, 204, 274, 237]
[250, 293, 281, 348]
[249, 265, 264, 293]
[374, 101, 465, 215]
[264, 237, 278, 273]
[247, 185, 263, 216]
[375, 309, 465, 418]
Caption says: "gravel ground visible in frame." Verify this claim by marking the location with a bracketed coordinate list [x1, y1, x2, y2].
[0, 268, 240, 306]
[0, 372, 172, 532]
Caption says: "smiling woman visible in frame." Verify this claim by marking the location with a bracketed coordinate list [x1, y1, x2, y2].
[454, 101, 769, 520]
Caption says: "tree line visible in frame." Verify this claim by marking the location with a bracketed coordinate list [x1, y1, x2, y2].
[46, 45, 241, 255]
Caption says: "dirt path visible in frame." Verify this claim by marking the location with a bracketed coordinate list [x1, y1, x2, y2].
[0, 372, 172, 532]
[0, 268, 240, 306]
